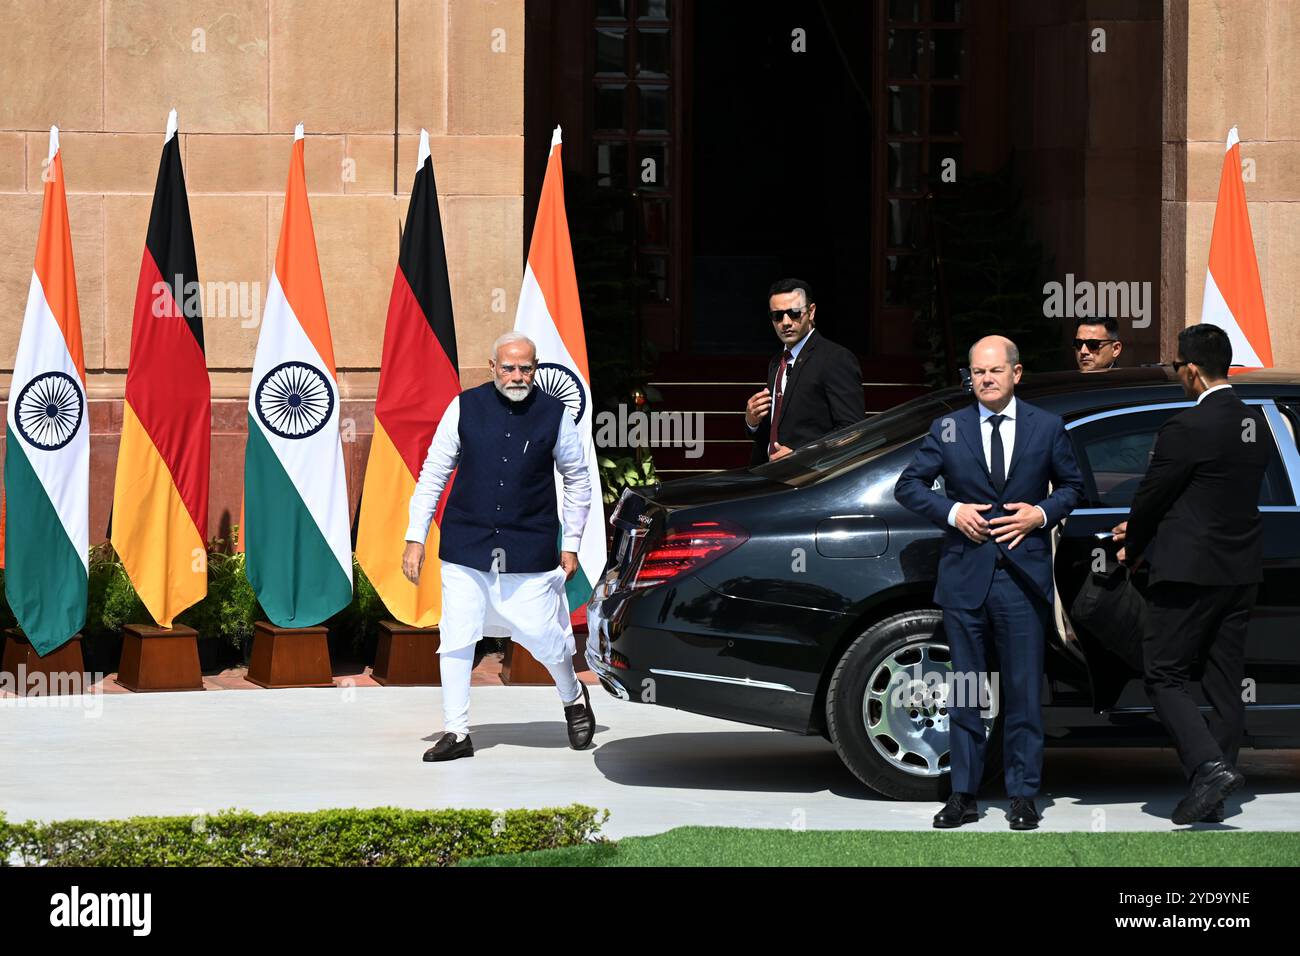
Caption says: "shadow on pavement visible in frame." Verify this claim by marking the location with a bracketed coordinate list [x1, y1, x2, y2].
[587, 730, 884, 798]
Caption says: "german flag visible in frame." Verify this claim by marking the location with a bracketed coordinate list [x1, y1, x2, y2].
[110, 110, 210, 627]
[355, 129, 460, 627]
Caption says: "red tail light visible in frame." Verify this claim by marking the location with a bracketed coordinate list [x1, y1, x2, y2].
[629, 520, 747, 589]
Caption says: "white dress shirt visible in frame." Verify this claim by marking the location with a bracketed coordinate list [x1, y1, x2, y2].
[746, 328, 816, 433]
[1196, 382, 1233, 404]
[404, 391, 592, 552]
[946, 396, 1048, 530]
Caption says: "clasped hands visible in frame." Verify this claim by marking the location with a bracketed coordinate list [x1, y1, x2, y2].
[954, 501, 1042, 549]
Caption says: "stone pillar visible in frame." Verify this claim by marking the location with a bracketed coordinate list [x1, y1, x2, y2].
[1162, 0, 1300, 364]
[0, 0, 526, 541]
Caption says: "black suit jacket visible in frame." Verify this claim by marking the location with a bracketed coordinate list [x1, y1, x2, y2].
[1125, 387, 1272, 586]
[747, 330, 865, 465]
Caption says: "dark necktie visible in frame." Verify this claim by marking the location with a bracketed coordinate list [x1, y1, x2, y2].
[988, 413, 1006, 495]
[767, 349, 794, 457]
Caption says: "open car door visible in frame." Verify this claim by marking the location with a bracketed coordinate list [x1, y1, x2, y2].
[1054, 399, 1300, 725]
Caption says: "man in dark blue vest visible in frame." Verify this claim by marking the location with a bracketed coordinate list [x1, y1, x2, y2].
[402, 332, 595, 762]
[895, 335, 1083, 829]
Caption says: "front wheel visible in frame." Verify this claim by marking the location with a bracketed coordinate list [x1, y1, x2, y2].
[825, 609, 1001, 801]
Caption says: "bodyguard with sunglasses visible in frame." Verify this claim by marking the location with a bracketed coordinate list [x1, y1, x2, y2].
[1073, 317, 1123, 371]
[743, 278, 865, 464]
[1111, 323, 1269, 823]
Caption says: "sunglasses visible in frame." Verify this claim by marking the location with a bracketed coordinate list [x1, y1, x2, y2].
[769, 307, 811, 323]
[1073, 338, 1117, 352]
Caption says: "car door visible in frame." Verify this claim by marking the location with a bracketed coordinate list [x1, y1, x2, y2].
[1053, 399, 1300, 730]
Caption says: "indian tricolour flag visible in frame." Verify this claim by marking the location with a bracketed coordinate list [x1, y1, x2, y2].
[4, 127, 89, 655]
[514, 126, 605, 613]
[1201, 126, 1273, 370]
[244, 125, 352, 627]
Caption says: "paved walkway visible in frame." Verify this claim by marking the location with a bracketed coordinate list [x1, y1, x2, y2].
[1, 684, 1296, 838]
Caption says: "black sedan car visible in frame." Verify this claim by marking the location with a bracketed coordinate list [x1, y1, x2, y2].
[586, 368, 1300, 800]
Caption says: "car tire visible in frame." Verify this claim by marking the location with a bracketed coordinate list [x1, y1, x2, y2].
[826, 609, 1003, 801]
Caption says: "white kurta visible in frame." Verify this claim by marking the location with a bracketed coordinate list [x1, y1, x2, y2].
[405, 389, 591, 660]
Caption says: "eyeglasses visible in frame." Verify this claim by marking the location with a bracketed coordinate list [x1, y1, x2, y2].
[1170, 360, 1190, 372]
[1073, 338, 1117, 352]
[497, 363, 535, 374]
[769, 307, 811, 323]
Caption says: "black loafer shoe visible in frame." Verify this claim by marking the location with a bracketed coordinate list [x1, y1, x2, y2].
[423, 731, 474, 762]
[1201, 800, 1226, 823]
[933, 792, 979, 829]
[1172, 760, 1244, 825]
[564, 683, 595, 750]
[1008, 796, 1041, 830]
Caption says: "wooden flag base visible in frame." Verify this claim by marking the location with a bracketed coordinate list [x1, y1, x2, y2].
[501, 631, 590, 686]
[372, 621, 440, 685]
[116, 624, 203, 692]
[245, 622, 333, 688]
[1, 629, 86, 696]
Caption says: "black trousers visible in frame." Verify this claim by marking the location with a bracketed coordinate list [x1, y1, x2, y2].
[1143, 581, 1256, 777]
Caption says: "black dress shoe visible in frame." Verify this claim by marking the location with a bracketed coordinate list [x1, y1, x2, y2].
[1172, 759, 1244, 825]
[423, 732, 474, 762]
[1201, 800, 1225, 823]
[933, 792, 979, 829]
[1007, 796, 1041, 830]
[564, 683, 595, 750]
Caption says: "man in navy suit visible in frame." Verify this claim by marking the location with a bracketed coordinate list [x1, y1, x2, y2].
[895, 335, 1084, 829]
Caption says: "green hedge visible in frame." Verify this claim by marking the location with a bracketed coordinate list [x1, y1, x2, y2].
[0, 805, 608, 867]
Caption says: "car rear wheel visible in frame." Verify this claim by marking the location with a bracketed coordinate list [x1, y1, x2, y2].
[826, 609, 1001, 801]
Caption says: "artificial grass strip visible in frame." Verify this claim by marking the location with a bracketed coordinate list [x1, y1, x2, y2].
[462, 827, 1300, 867]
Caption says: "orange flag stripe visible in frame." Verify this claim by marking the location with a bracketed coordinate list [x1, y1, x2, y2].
[33, 150, 86, 383]
[526, 142, 590, 382]
[274, 138, 337, 375]
[1208, 140, 1272, 367]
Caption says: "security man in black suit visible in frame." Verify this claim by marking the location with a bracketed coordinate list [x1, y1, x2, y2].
[1112, 323, 1271, 825]
[744, 278, 865, 464]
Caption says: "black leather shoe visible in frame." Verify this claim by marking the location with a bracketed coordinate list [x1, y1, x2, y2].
[1173, 760, 1244, 825]
[1007, 796, 1041, 830]
[933, 792, 979, 829]
[423, 732, 474, 762]
[564, 683, 595, 750]
[1201, 800, 1226, 823]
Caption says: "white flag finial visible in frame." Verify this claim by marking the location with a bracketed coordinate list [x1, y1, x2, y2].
[551, 125, 563, 148]
[294, 122, 305, 141]
[47, 126, 59, 163]
[1226, 126, 1240, 150]
[417, 128, 431, 172]
[165, 108, 178, 143]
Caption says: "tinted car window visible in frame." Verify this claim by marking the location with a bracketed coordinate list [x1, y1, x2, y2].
[1068, 405, 1294, 508]
[751, 390, 971, 486]
[1277, 401, 1300, 453]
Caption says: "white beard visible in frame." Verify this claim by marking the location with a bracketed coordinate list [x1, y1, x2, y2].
[495, 380, 533, 403]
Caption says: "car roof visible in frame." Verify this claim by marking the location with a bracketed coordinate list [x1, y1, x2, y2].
[934, 366, 1300, 418]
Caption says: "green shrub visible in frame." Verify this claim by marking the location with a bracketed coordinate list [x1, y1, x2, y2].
[176, 549, 262, 651]
[85, 543, 152, 638]
[0, 805, 607, 867]
[326, 558, 388, 656]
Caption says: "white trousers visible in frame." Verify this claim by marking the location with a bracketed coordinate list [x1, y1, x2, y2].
[438, 561, 582, 735]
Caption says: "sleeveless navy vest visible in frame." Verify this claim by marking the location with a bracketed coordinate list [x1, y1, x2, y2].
[439, 382, 566, 573]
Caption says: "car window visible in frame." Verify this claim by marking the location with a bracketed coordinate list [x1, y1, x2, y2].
[1277, 401, 1300, 453]
[1067, 405, 1294, 508]
[751, 390, 970, 486]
